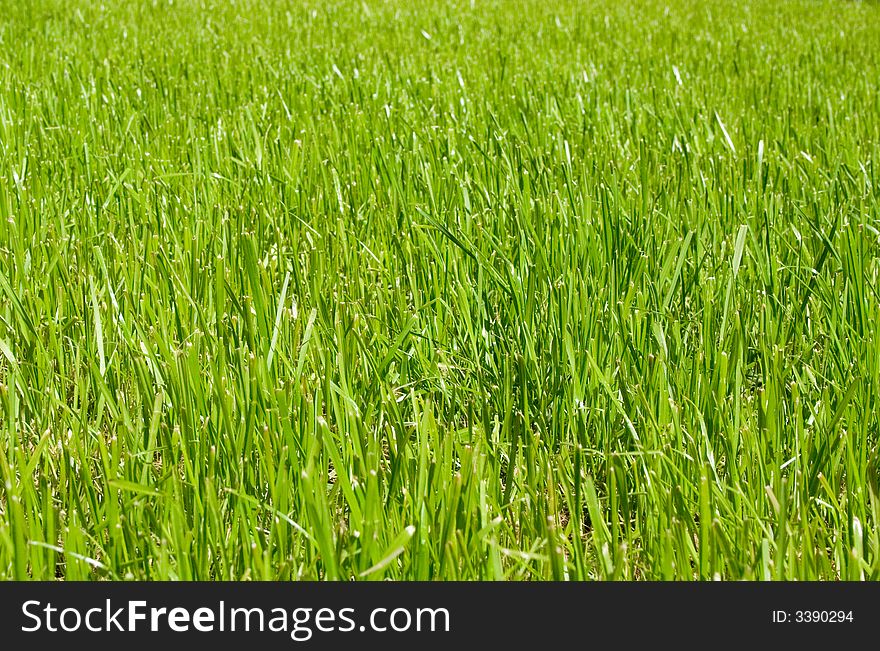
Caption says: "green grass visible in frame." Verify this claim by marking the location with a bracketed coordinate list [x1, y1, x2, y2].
[1, 0, 879, 580]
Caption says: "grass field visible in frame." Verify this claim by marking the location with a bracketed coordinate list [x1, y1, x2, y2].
[1, 0, 880, 580]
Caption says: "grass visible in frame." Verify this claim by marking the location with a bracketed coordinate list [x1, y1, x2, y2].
[0, 0, 879, 580]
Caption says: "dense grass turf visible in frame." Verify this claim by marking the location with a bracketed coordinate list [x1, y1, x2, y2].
[1, 0, 879, 580]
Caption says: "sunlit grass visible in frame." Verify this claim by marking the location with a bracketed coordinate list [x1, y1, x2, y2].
[1, 0, 879, 580]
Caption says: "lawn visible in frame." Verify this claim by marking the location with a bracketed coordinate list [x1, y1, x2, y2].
[1, 0, 879, 580]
